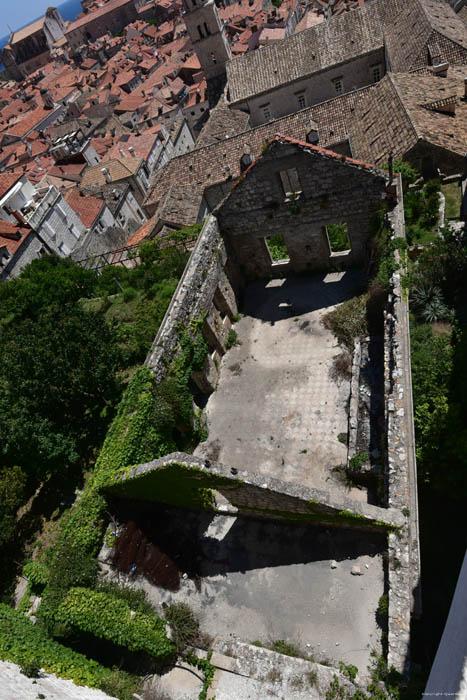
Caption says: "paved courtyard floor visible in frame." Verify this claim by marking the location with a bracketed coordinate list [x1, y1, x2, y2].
[106, 505, 385, 674]
[196, 271, 367, 499]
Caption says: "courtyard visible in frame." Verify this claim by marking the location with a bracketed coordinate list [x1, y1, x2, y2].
[104, 501, 386, 673]
[196, 271, 367, 500]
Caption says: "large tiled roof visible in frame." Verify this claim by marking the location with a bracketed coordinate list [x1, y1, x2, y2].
[196, 102, 251, 147]
[144, 87, 376, 210]
[65, 0, 132, 33]
[5, 106, 53, 139]
[81, 156, 143, 187]
[10, 17, 45, 44]
[226, 1, 383, 104]
[384, 0, 467, 71]
[347, 68, 467, 166]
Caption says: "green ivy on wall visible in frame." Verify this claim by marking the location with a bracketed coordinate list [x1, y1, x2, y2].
[56, 588, 175, 661]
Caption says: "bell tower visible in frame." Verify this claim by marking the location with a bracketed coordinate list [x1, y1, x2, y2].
[182, 0, 232, 80]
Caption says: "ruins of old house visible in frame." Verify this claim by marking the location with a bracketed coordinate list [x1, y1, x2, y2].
[99, 137, 419, 680]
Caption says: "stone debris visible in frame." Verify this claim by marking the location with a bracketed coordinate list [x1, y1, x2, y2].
[351, 565, 363, 576]
[330, 560, 338, 569]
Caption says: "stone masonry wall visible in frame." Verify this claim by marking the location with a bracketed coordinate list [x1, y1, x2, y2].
[107, 451, 404, 531]
[145, 215, 241, 388]
[217, 139, 387, 279]
[384, 175, 421, 674]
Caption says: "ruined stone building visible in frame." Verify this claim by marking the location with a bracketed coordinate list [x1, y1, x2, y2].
[1, 8, 66, 81]
[217, 136, 384, 277]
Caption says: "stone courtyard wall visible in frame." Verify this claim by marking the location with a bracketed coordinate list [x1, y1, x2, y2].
[144, 214, 242, 390]
[384, 175, 421, 674]
[106, 451, 404, 531]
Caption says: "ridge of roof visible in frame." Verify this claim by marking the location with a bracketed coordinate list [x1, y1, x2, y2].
[385, 72, 421, 143]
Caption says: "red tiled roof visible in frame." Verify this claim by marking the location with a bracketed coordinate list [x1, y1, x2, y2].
[0, 221, 31, 257]
[66, 0, 133, 33]
[65, 188, 104, 228]
[0, 172, 22, 199]
[126, 214, 157, 245]
[5, 106, 54, 139]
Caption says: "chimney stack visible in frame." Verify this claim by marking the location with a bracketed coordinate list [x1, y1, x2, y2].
[128, 146, 136, 157]
[101, 167, 111, 183]
[431, 62, 449, 78]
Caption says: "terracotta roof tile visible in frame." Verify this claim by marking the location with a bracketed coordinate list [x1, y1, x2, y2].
[81, 156, 143, 187]
[347, 68, 467, 166]
[65, 188, 104, 228]
[0, 172, 22, 199]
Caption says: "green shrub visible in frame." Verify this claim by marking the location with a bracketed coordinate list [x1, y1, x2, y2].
[0, 465, 26, 548]
[19, 661, 40, 678]
[348, 452, 369, 472]
[266, 234, 289, 261]
[269, 639, 302, 657]
[327, 223, 351, 252]
[23, 561, 49, 589]
[0, 603, 112, 688]
[55, 588, 175, 661]
[339, 661, 358, 681]
[164, 602, 200, 653]
[226, 328, 239, 349]
[122, 287, 137, 303]
[96, 581, 156, 617]
[377, 593, 389, 618]
[323, 295, 368, 350]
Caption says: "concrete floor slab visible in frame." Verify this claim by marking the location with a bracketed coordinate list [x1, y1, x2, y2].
[110, 506, 385, 673]
[196, 272, 367, 499]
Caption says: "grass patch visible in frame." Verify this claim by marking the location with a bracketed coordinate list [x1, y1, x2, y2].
[441, 182, 461, 221]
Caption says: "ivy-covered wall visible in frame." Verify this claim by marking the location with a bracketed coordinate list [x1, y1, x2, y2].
[105, 453, 404, 532]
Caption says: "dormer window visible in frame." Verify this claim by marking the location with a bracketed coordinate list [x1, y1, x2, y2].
[261, 104, 271, 120]
[296, 91, 306, 109]
[333, 78, 343, 95]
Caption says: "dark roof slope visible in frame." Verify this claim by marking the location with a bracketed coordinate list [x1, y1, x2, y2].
[226, 1, 383, 104]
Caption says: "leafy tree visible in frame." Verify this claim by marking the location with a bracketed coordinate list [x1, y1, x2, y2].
[0, 465, 26, 548]
[0, 256, 97, 324]
[0, 305, 123, 476]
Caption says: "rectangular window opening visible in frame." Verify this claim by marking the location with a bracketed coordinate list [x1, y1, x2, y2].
[279, 168, 301, 199]
[297, 94, 306, 109]
[263, 105, 271, 120]
[334, 79, 343, 95]
[265, 234, 290, 263]
[325, 222, 351, 256]
[372, 66, 381, 82]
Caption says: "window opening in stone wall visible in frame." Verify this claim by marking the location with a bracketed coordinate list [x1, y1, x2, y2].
[262, 105, 271, 120]
[297, 93, 306, 109]
[265, 234, 290, 263]
[372, 66, 381, 82]
[210, 52, 217, 63]
[279, 168, 301, 199]
[325, 222, 351, 255]
[197, 24, 204, 39]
